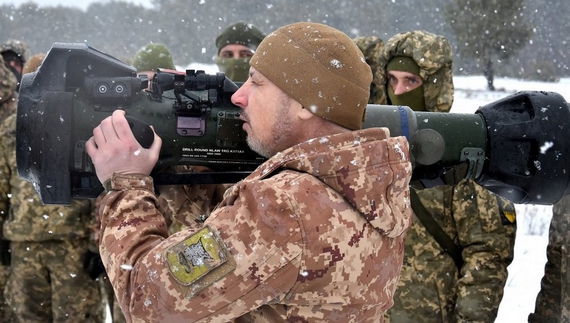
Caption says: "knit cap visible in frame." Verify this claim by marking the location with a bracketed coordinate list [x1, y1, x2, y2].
[216, 22, 266, 55]
[132, 43, 175, 72]
[250, 22, 372, 130]
[22, 53, 46, 74]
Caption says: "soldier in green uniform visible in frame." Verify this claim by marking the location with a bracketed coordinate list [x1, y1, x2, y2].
[0, 55, 17, 323]
[215, 21, 265, 82]
[0, 116, 104, 321]
[0, 39, 29, 88]
[529, 194, 570, 323]
[375, 30, 518, 323]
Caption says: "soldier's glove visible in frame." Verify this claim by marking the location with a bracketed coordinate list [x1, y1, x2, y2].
[0, 239, 10, 266]
[83, 250, 106, 280]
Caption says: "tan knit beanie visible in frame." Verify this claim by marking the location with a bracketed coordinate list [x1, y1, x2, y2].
[250, 22, 372, 130]
[22, 53, 46, 74]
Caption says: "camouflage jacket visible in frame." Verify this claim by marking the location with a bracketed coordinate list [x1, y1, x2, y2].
[386, 179, 516, 323]
[375, 30, 455, 112]
[352, 36, 385, 104]
[0, 56, 17, 122]
[0, 113, 94, 242]
[97, 128, 412, 323]
[529, 193, 570, 323]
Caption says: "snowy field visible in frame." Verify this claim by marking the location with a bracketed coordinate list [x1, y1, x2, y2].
[105, 65, 568, 322]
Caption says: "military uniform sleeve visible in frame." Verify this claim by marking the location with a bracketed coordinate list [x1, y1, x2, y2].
[0, 114, 15, 221]
[452, 179, 516, 323]
[156, 166, 232, 229]
[99, 173, 302, 323]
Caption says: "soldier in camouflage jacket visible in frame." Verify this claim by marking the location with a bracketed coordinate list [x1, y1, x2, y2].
[0, 55, 17, 323]
[0, 112, 104, 322]
[375, 30, 517, 323]
[87, 22, 413, 322]
[529, 194, 570, 323]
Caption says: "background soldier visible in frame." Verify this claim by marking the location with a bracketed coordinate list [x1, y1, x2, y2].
[214, 21, 265, 82]
[529, 194, 570, 323]
[0, 39, 30, 89]
[0, 55, 17, 323]
[374, 30, 517, 323]
[1, 57, 104, 323]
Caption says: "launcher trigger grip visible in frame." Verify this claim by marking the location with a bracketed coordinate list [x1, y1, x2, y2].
[125, 115, 154, 149]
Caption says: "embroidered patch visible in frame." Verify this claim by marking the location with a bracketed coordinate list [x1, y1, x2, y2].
[497, 196, 516, 224]
[165, 226, 234, 294]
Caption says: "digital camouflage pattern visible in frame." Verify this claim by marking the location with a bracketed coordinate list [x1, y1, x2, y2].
[376, 30, 454, 112]
[529, 194, 570, 323]
[0, 39, 30, 64]
[97, 127, 412, 322]
[157, 166, 232, 235]
[0, 56, 18, 122]
[352, 36, 385, 104]
[132, 43, 175, 72]
[7, 240, 103, 322]
[0, 113, 104, 322]
[385, 179, 516, 323]
[0, 55, 17, 323]
[380, 30, 515, 323]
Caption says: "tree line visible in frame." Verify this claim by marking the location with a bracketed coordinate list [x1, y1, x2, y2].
[1, 0, 568, 89]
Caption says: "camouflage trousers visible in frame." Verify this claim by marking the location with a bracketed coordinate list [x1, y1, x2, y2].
[529, 194, 570, 323]
[0, 263, 9, 323]
[4, 239, 105, 323]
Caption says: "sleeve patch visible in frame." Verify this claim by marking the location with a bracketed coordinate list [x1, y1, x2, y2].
[165, 226, 235, 296]
[497, 196, 516, 224]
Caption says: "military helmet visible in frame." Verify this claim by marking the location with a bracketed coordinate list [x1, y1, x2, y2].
[0, 39, 30, 64]
[132, 43, 175, 72]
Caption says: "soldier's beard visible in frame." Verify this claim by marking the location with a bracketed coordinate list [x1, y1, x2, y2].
[246, 95, 293, 158]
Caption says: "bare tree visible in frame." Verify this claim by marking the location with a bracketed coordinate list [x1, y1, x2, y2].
[444, 0, 533, 90]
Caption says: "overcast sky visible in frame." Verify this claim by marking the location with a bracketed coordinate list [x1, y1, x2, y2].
[0, 0, 153, 11]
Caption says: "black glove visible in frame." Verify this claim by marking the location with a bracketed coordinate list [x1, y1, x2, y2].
[0, 239, 10, 266]
[83, 250, 106, 280]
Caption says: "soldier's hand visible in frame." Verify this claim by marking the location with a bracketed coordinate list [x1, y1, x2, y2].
[85, 110, 162, 184]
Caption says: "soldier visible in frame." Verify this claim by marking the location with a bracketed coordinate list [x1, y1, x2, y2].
[215, 21, 265, 82]
[352, 35, 385, 104]
[528, 194, 570, 323]
[86, 22, 412, 322]
[0, 55, 17, 323]
[0, 39, 30, 87]
[0, 87, 104, 322]
[132, 42, 176, 80]
[374, 30, 517, 323]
